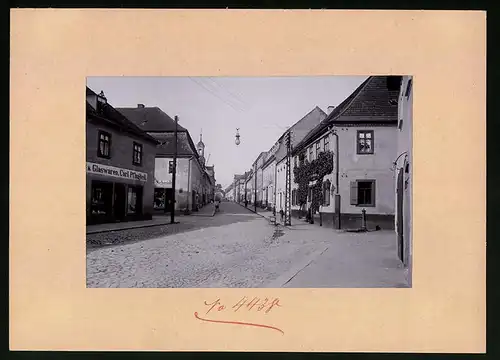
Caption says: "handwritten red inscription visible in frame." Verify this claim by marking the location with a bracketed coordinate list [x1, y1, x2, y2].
[194, 297, 284, 335]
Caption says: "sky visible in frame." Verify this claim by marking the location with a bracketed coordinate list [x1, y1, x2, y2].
[87, 76, 367, 189]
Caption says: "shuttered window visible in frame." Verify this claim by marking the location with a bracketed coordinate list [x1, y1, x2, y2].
[350, 181, 358, 205]
[323, 181, 331, 206]
[350, 180, 376, 207]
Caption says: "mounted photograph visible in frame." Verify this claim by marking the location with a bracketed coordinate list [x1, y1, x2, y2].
[85, 75, 413, 288]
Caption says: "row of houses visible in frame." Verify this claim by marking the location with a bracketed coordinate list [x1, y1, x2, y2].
[86, 87, 217, 225]
[229, 75, 413, 269]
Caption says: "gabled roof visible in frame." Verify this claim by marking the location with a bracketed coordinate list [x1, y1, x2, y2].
[274, 106, 327, 163]
[153, 131, 201, 158]
[86, 88, 157, 144]
[116, 106, 187, 132]
[293, 76, 400, 154]
[262, 153, 276, 169]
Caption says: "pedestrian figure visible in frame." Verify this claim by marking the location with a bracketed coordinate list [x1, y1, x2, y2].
[279, 209, 284, 223]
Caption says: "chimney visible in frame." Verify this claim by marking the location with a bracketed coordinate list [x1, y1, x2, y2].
[327, 106, 336, 115]
[137, 104, 145, 108]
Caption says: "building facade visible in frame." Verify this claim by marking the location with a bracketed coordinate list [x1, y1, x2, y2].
[86, 88, 158, 225]
[117, 105, 213, 213]
[224, 184, 234, 201]
[274, 106, 327, 214]
[292, 76, 401, 229]
[232, 174, 245, 203]
[252, 152, 267, 207]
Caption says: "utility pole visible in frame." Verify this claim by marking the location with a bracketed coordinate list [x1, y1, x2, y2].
[254, 163, 257, 213]
[244, 171, 248, 206]
[284, 131, 292, 226]
[170, 115, 179, 224]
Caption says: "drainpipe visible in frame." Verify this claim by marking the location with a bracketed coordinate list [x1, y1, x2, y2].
[333, 129, 341, 229]
[322, 126, 341, 229]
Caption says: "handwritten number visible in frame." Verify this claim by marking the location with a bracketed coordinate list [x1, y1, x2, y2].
[232, 297, 247, 312]
[265, 298, 281, 314]
[258, 298, 269, 311]
[247, 297, 260, 310]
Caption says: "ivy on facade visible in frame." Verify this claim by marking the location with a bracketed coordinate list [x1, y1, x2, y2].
[293, 150, 334, 214]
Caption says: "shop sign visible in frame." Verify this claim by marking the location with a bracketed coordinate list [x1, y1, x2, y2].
[87, 162, 147, 182]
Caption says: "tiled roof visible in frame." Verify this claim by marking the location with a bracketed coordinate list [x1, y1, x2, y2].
[116, 106, 187, 132]
[153, 131, 199, 157]
[293, 76, 400, 154]
[275, 106, 327, 162]
[86, 88, 157, 144]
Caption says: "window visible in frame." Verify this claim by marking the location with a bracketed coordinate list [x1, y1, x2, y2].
[357, 130, 374, 154]
[299, 152, 305, 165]
[98, 131, 111, 158]
[309, 146, 313, 161]
[154, 188, 166, 209]
[90, 181, 113, 216]
[350, 180, 375, 207]
[133, 142, 143, 165]
[127, 187, 138, 214]
[324, 136, 330, 152]
[316, 142, 321, 157]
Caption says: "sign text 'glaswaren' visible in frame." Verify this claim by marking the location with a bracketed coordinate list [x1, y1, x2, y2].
[86, 162, 147, 182]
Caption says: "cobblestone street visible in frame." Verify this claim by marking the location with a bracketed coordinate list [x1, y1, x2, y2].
[87, 201, 408, 288]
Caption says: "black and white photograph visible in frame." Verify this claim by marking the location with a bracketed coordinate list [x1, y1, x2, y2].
[86, 75, 413, 288]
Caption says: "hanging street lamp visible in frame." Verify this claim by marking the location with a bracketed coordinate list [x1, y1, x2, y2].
[235, 128, 241, 146]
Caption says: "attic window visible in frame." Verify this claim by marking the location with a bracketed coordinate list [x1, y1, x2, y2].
[386, 76, 402, 91]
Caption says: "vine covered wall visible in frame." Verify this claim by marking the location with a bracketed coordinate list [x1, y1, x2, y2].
[293, 150, 334, 213]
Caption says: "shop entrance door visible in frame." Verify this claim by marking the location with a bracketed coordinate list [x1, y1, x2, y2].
[114, 183, 126, 221]
[164, 188, 174, 212]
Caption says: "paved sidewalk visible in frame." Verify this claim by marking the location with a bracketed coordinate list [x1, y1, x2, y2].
[267, 228, 409, 288]
[234, 201, 321, 229]
[86, 215, 178, 234]
[87, 204, 215, 234]
[234, 202, 277, 222]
